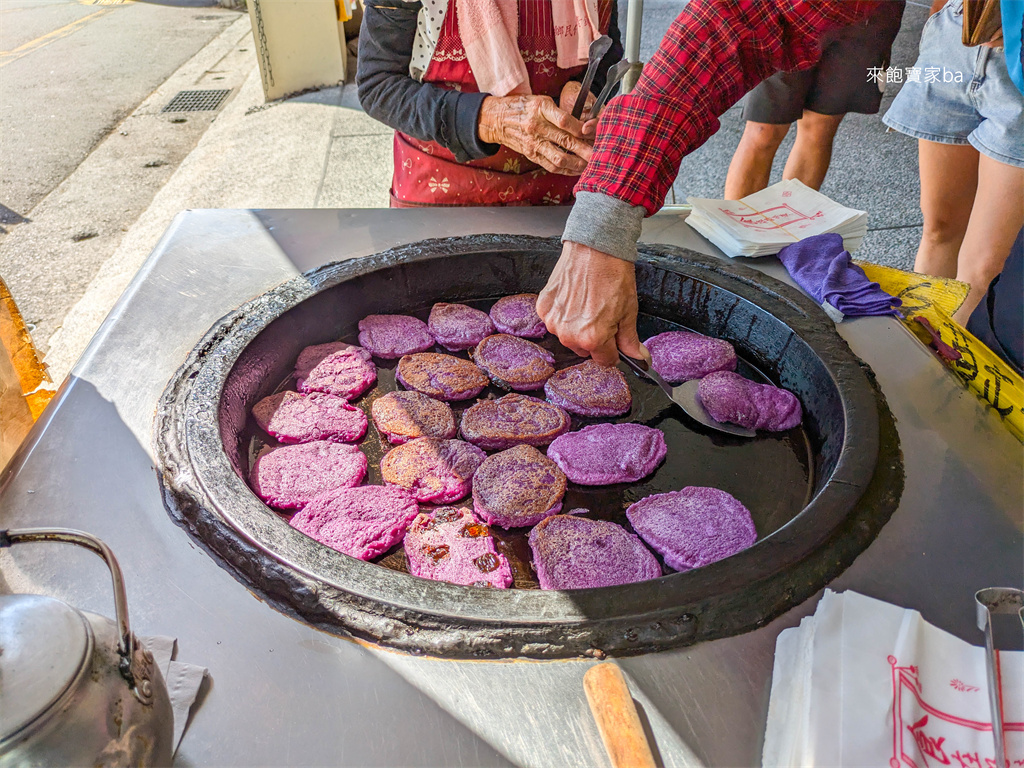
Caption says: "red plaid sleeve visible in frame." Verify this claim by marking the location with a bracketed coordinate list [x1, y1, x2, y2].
[576, 0, 880, 214]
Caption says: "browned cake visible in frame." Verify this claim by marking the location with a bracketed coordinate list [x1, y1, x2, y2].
[459, 393, 570, 450]
[395, 352, 490, 401]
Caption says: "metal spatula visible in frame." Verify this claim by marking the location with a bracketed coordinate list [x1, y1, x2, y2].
[619, 352, 756, 438]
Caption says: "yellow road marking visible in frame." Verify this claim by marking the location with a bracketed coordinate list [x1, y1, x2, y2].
[0, 7, 114, 68]
[78, 0, 131, 5]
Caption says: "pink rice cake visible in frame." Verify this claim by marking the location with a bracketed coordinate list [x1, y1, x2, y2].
[379, 437, 487, 503]
[472, 444, 567, 528]
[546, 423, 667, 485]
[625, 487, 757, 572]
[543, 360, 632, 417]
[697, 371, 802, 431]
[489, 293, 547, 338]
[404, 507, 512, 588]
[289, 485, 419, 561]
[252, 390, 367, 444]
[297, 347, 377, 400]
[644, 330, 738, 384]
[459, 393, 571, 450]
[295, 342, 371, 382]
[528, 515, 662, 590]
[249, 441, 367, 510]
[357, 314, 435, 359]
[395, 352, 490, 401]
[471, 334, 555, 391]
[427, 302, 496, 351]
[370, 390, 456, 444]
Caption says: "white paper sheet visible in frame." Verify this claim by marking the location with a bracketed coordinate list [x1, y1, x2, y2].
[686, 180, 868, 258]
[763, 590, 1023, 767]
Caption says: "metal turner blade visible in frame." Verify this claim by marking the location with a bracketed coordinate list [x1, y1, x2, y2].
[619, 352, 756, 438]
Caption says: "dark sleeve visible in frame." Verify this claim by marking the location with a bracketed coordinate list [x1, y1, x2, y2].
[356, 0, 498, 163]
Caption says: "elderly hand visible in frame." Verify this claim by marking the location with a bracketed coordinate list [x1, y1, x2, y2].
[478, 95, 592, 175]
[537, 240, 648, 366]
[558, 81, 599, 140]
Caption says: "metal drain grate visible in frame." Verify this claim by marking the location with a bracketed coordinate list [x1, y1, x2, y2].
[162, 89, 231, 113]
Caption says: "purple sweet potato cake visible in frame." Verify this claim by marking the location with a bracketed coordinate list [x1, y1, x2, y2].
[252, 390, 367, 444]
[404, 507, 512, 588]
[370, 390, 456, 444]
[428, 303, 495, 351]
[459, 393, 571, 450]
[489, 293, 547, 338]
[380, 437, 487, 503]
[546, 423, 667, 485]
[543, 360, 632, 417]
[395, 352, 489, 402]
[528, 515, 661, 590]
[697, 371, 802, 431]
[357, 314, 435, 359]
[297, 347, 377, 400]
[471, 334, 555, 391]
[295, 342, 371, 382]
[472, 444, 567, 528]
[289, 485, 419, 561]
[644, 330, 738, 383]
[625, 487, 757, 571]
[249, 441, 367, 510]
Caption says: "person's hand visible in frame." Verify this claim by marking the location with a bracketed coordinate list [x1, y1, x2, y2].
[558, 81, 599, 140]
[537, 240, 648, 366]
[478, 95, 592, 175]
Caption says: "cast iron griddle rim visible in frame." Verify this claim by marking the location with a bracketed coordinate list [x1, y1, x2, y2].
[156, 235, 895, 657]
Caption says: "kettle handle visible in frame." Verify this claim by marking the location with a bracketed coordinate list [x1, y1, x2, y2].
[1, 528, 138, 687]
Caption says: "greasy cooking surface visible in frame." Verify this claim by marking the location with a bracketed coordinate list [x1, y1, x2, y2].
[160, 235, 898, 657]
[245, 299, 813, 590]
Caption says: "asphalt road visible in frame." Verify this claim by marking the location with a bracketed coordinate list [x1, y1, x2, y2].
[0, 0, 238, 226]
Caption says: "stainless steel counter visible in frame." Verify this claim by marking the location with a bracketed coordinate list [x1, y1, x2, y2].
[1, 208, 1020, 767]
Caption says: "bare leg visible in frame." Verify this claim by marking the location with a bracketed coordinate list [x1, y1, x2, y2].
[782, 110, 845, 190]
[951, 154, 1024, 325]
[915, 140, 979, 279]
[724, 121, 790, 200]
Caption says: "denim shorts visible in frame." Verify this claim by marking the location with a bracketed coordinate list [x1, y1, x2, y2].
[882, 0, 1024, 167]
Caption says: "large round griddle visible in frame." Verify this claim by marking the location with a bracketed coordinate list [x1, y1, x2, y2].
[155, 235, 903, 658]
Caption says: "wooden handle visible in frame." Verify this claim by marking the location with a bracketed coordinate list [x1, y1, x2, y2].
[584, 663, 657, 768]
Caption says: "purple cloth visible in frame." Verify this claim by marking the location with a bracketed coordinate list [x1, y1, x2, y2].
[777, 233, 900, 320]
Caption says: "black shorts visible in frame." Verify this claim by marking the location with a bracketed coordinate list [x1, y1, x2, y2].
[742, 0, 906, 124]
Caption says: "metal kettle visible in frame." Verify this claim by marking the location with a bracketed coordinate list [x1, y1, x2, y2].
[0, 528, 174, 767]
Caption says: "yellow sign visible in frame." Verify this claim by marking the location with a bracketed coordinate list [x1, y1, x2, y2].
[859, 262, 1023, 442]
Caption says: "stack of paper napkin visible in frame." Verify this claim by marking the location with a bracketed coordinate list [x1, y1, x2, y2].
[686, 179, 868, 258]
[763, 590, 1022, 766]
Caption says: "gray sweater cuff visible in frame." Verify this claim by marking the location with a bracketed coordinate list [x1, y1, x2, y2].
[562, 192, 645, 263]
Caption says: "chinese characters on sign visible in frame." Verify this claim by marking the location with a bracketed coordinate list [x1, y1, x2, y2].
[868, 66, 965, 83]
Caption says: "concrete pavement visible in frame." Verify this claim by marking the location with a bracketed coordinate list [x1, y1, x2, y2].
[19, 1, 933, 384]
[1, 0, 239, 218]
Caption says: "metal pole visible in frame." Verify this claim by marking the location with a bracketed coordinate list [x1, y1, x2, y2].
[622, 0, 644, 93]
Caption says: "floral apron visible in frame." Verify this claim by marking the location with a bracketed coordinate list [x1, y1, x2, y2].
[390, 0, 610, 208]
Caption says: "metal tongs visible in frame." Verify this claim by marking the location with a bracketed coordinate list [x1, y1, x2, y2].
[591, 59, 631, 117]
[572, 36, 613, 119]
[975, 587, 1024, 768]
[619, 352, 756, 437]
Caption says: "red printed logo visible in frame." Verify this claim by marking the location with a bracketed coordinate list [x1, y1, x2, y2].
[889, 657, 1024, 768]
